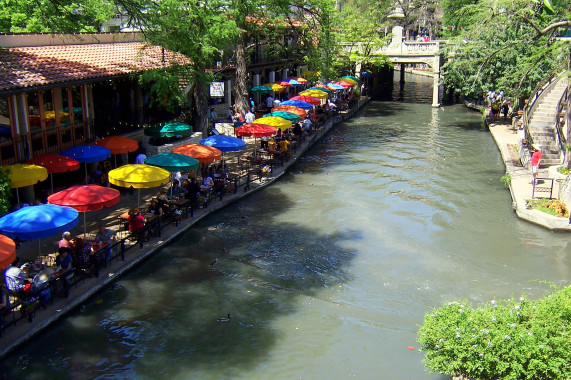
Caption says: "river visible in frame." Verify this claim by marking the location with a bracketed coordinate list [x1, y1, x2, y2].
[1, 74, 568, 379]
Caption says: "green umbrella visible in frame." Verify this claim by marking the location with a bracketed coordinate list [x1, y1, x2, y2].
[340, 75, 361, 83]
[262, 111, 301, 123]
[144, 122, 193, 138]
[250, 85, 274, 94]
[144, 153, 200, 173]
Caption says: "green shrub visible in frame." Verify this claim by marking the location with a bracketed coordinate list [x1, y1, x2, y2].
[418, 285, 571, 379]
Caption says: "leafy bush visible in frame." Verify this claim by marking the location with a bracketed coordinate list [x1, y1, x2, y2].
[526, 198, 569, 217]
[418, 286, 571, 379]
[557, 166, 570, 175]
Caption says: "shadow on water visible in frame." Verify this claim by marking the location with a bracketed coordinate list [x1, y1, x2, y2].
[0, 189, 365, 379]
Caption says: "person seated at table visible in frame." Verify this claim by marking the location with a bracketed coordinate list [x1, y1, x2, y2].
[58, 231, 75, 254]
[95, 223, 116, 262]
[55, 247, 73, 298]
[185, 177, 201, 207]
[279, 136, 291, 159]
[74, 237, 97, 277]
[268, 138, 277, 153]
[274, 128, 283, 142]
[128, 208, 147, 249]
[157, 188, 171, 215]
[171, 180, 188, 198]
[148, 197, 164, 217]
[213, 169, 227, 194]
[89, 164, 103, 184]
[202, 173, 214, 189]
[293, 123, 303, 139]
[4, 257, 32, 296]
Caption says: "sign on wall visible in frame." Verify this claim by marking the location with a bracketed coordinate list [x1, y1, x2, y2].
[210, 82, 224, 97]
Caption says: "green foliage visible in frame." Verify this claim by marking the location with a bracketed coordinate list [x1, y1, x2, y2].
[440, 0, 571, 100]
[418, 285, 571, 379]
[557, 166, 570, 175]
[500, 172, 511, 187]
[0, 0, 114, 33]
[0, 168, 11, 216]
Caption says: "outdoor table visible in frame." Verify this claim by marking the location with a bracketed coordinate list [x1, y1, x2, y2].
[169, 198, 191, 219]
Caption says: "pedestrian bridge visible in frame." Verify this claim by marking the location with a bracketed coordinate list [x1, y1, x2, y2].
[347, 26, 444, 106]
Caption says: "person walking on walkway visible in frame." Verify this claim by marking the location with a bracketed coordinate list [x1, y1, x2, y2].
[531, 149, 542, 182]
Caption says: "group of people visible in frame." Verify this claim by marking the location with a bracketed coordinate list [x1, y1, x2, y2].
[486, 89, 512, 119]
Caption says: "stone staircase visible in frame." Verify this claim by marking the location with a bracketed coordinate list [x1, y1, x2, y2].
[527, 77, 568, 167]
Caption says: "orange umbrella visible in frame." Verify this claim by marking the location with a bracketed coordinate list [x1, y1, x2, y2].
[271, 105, 307, 118]
[94, 136, 139, 155]
[315, 84, 336, 91]
[0, 234, 16, 270]
[172, 143, 222, 164]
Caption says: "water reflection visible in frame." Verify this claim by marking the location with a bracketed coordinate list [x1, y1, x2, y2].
[2, 99, 567, 379]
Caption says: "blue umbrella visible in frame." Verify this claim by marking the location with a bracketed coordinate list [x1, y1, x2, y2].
[200, 135, 247, 170]
[200, 135, 247, 152]
[286, 78, 302, 86]
[0, 204, 80, 241]
[326, 82, 346, 91]
[145, 153, 200, 173]
[61, 144, 112, 184]
[279, 100, 314, 110]
[361, 71, 374, 78]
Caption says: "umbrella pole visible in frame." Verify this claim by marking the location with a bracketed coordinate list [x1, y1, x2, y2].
[84, 163, 88, 185]
[138, 188, 141, 208]
[50, 173, 54, 195]
[84, 212, 87, 239]
[16, 188, 20, 207]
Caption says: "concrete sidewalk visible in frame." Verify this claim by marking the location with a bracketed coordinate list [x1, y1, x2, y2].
[486, 116, 571, 231]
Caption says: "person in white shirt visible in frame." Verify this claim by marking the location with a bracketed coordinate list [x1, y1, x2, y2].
[273, 98, 281, 108]
[266, 96, 274, 108]
[302, 117, 312, 132]
[245, 110, 255, 123]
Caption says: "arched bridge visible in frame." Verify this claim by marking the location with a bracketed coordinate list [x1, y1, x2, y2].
[350, 26, 444, 107]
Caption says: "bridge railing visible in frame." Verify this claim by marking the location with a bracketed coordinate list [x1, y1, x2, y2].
[377, 41, 440, 56]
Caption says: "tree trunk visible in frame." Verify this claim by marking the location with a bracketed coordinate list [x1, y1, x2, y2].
[234, 31, 250, 116]
[192, 80, 210, 137]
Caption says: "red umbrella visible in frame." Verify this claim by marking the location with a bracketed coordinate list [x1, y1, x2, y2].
[48, 184, 121, 237]
[335, 80, 354, 88]
[25, 154, 81, 194]
[275, 81, 292, 88]
[0, 234, 16, 270]
[234, 123, 277, 138]
[290, 95, 321, 105]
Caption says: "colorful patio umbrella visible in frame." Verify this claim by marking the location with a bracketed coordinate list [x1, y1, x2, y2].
[313, 84, 335, 93]
[340, 75, 361, 83]
[253, 117, 292, 130]
[299, 89, 328, 99]
[280, 100, 314, 110]
[144, 153, 200, 173]
[289, 95, 321, 105]
[0, 203, 80, 241]
[338, 77, 358, 86]
[263, 111, 301, 123]
[264, 83, 286, 92]
[172, 143, 222, 164]
[326, 82, 346, 91]
[334, 80, 355, 88]
[0, 234, 16, 270]
[144, 122, 193, 138]
[286, 78, 302, 86]
[108, 164, 170, 207]
[61, 144, 112, 184]
[93, 136, 138, 155]
[25, 154, 81, 194]
[294, 77, 308, 84]
[250, 85, 273, 94]
[308, 86, 332, 95]
[234, 123, 276, 138]
[48, 184, 121, 237]
[272, 105, 307, 118]
[275, 81, 292, 88]
[2, 163, 49, 206]
[200, 135, 247, 170]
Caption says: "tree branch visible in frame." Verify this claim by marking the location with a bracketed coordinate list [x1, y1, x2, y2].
[521, 17, 571, 37]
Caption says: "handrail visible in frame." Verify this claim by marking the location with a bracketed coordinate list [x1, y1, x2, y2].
[555, 83, 569, 159]
[523, 69, 560, 142]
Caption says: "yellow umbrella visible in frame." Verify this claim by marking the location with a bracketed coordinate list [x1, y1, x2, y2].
[264, 83, 286, 92]
[2, 163, 49, 206]
[108, 164, 170, 206]
[253, 117, 292, 130]
[337, 77, 358, 85]
[299, 89, 329, 99]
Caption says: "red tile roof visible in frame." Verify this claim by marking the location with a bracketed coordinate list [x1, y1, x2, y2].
[0, 42, 191, 93]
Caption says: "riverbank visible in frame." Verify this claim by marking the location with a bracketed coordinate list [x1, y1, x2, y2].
[0, 97, 371, 359]
[485, 115, 571, 231]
